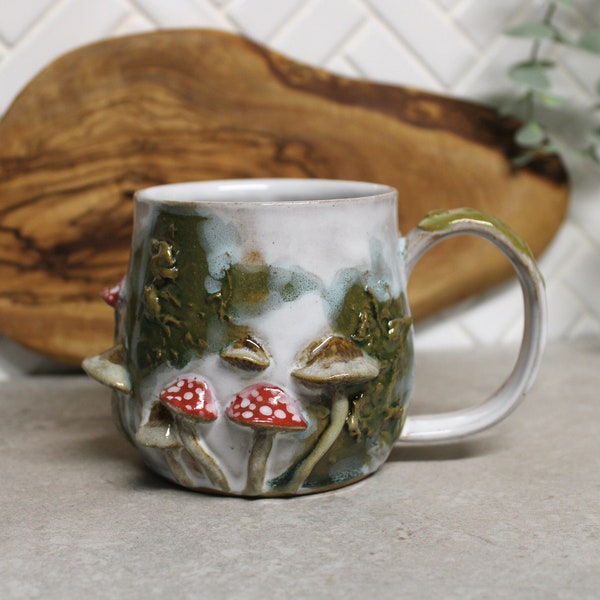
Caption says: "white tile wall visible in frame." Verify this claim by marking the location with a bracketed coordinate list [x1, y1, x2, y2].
[0, 0, 55, 44]
[133, 0, 231, 29]
[270, 0, 366, 65]
[0, 0, 599, 375]
[229, 0, 304, 39]
[367, 0, 479, 87]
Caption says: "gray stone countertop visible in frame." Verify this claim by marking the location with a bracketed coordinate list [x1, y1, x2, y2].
[1, 341, 599, 599]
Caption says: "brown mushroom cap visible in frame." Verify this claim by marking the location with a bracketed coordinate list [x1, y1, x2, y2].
[220, 337, 270, 371]
[226, 383, 307, 431]
[291, 335, 380, 386]
[135, 402, 181, 449]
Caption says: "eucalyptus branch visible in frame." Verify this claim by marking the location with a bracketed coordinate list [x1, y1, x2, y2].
[504, 0, 600, 165]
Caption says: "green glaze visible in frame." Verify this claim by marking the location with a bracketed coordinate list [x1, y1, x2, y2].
[125, 206, 414, 494]
[272, 283, 414, 492]
[419, 208, 536, 262]
[301, 284, 413, 489]
[126, 211, 248, 380]
[219, 264, 321, 319]
[128, 213, 203, 374]
[126, 210, 325, 382]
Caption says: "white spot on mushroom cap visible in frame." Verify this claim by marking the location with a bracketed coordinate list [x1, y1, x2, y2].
[159, 374, 218, 420]
[226, 383, 307, 430]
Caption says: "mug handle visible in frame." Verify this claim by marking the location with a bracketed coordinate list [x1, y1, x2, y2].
[398, 208, 547, 443]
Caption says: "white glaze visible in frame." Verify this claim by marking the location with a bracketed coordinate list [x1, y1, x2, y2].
[100, 179, 414, 495]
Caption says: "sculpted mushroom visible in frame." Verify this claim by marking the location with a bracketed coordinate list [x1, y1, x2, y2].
[220, 336, 270, 372]
[134, 402, 199, 489]
[138, 375, 230, 492]
[82, 344, 131, 394]
[287, 335, 380, 492]
[87, 279, 129, 392]
[226, 383, 307, 496]
[101, 276, 125, 307]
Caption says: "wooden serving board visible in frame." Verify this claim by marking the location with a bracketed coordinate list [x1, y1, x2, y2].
[0, 30, 568, 365]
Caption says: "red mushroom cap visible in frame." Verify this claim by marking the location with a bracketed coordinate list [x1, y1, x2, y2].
[101, 276, 125, 307]
[159, 375, 218, 421]
[226, 384, 307, 431]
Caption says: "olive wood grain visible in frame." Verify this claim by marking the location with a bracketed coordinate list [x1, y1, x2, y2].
[0, 29, 568, 364]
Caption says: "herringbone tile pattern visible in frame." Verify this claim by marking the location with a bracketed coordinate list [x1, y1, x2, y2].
[0, 0, 598, 364]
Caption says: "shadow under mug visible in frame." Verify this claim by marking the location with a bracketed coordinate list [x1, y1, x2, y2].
[83, 178, 546, 497]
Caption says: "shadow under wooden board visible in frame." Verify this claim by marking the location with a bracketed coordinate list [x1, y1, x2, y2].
[0, 29, 568, 365]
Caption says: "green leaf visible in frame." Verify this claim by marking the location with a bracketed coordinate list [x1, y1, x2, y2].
[580, 145, 600, 162]
[553, 0, 573, 7]
[508, 62, 553, 90]
[589, 128, 600, 145]
[505, 22, 557, 40]
[577, 29, 600, 54]
[512, 152, 535, 168]
[555, 31, 575, 45]
[515, 121, 547, 148]
[540, 143, 561, 155]
[500, 90, 533, 116]
[537, 92, 564, 109]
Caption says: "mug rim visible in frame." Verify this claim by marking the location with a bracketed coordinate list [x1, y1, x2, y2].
[134, 178, 396, 206]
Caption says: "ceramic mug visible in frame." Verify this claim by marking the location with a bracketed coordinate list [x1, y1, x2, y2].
[83, 178, 546, 497]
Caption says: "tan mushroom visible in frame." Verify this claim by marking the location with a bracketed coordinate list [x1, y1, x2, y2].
[286, 335, 380, 492]
[220, 336, 270, 372]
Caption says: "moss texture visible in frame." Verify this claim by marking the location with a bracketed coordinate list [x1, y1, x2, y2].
[125, 206, 414, 493]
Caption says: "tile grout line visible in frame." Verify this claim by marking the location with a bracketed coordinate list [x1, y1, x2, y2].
[319, 13, 372, 69]
[396, 0, 487, 90]
[208, 0, 236, 9]
[359, 0, 448, 91]
[262, 0, 313, 47]
[562, 278, 600, 322]
[426, 0, 480, 54]
[0, 0, 73, 118]
[109, 2, 144, 38]
[1, 0, 71, 50]
[446, 1, 538, 95]
[210, 0, 243, 35]
[323, 55, 362, 79]
[124, 0, 161, 29]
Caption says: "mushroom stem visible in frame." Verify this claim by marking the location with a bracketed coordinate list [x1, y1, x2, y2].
[163, 449, 199, 489]
[286, 390, 349, 493]
[244, 430, 274, 496]
[176, 418, 231, 493]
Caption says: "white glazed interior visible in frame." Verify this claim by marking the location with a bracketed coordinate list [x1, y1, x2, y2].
[136, 178, 395, 205]
[133, 179, 403, 292]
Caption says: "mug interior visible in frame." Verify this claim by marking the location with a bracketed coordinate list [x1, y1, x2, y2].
[136, 178, 394, 204]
